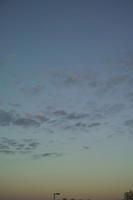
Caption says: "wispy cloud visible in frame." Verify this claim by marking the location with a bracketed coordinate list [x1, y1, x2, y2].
[0, 150, 15, 154]
[64, 73, 80, 85]
[53, 110, 67, 116]
[94, 73, 132, 97]
[32, 152, 64, 159]
[13, 118, 40, 127]
[22, 84, 45, 95]
[67, 112, 89, 120]
[106, 74, 130, 87]
[8, 102, 22, 107]
[102, 104, 126, 115]
[82, 145, 90, 150]
[88, 122, 100, 128]
[75, 122, 86, 128]
[124, 120, 133, 128]
[126, 92, 133, 102]
[25, 112, 49, 122]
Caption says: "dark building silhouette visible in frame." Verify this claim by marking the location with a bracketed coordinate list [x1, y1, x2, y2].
[124, 190, 133, 200]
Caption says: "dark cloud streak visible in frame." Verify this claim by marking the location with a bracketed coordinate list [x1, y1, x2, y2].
[32, 152, 64, 159]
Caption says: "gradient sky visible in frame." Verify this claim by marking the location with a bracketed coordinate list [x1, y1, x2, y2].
[0, 1, 133, 200]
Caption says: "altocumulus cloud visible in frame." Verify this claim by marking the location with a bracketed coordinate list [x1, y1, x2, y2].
[0, 137, 40, 155]
[25, 112, 49, 122]
[0, 109, 41, 128]
[0, 110, 14, 126]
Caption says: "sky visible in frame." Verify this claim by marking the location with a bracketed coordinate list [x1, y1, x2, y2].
[0, 0, 133, 200]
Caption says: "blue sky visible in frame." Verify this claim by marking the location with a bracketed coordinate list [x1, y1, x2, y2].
[0, 1, 133, 200]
